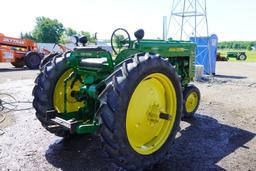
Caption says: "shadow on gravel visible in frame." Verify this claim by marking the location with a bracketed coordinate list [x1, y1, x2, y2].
[45, 134, 118, 171]
[154, 113, 255, 171]
[214, 74, 247, 80]
[0, 68, 28, 72]
[45, 114, 255, 171]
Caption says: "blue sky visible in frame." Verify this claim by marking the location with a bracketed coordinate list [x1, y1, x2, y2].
[0, 0, 255, 41]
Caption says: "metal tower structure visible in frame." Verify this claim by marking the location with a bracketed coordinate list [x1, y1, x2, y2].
[167, 0, 213, 75]
[167, 0, 209, 41]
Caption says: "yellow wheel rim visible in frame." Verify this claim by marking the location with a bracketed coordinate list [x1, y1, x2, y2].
[53, 69, 84, 113]
[126, 73, 177, 155]
[185, 92, 198, 113]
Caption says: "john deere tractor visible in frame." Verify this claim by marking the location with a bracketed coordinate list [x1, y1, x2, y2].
[33, 28, 200, 170]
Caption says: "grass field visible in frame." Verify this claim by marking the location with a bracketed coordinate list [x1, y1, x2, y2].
[218, 49, 256, 62]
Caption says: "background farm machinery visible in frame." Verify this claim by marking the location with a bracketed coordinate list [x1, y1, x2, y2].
[0, 33, 42, 69]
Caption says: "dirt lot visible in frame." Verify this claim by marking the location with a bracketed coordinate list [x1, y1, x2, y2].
[0, 62, 255, 171]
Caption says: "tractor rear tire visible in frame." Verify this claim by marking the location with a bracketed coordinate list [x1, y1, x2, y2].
[32, 56, 71, 137]
[25, 52, 42, 69]
[39, 52, 62, 70]
[98, 53, 182, 170]
[11, 58, 25, 68]
[182, 84, 200, 119]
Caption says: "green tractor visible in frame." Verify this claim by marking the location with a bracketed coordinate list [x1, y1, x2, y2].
[226, 51, 247, 60]
[33, 28, 200, 170]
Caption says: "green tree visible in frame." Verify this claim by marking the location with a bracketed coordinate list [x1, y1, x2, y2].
[20, 32, 34, 40]
[65, 27, 77, 36]
[246, 45, 252, 51]
[113, 34, 125, 48]
[246, 42, 253, 51]
[59, 27, 78, 44]
[32, 17, 64, 43]
[232, 43, 240, 49]
[218, 44, 225, 49]
[219, 41, 256, 50]
[59, 28, 96, 44]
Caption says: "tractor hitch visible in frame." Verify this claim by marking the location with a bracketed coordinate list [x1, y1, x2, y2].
[51, 117, 78, 134]
[46, 110, 57, 121]
[46, 110, 78, 133]
[46, 110, 100, 134]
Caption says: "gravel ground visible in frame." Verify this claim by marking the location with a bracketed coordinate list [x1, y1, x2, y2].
[0, 62, 255, 171]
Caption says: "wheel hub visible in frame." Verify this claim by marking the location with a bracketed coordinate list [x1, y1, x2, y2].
[185, 92, 198, 113]
[53, 69, 84, 113]
[146, 103, 161, 126]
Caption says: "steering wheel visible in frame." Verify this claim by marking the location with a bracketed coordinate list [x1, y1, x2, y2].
[111, 28, 132, 54]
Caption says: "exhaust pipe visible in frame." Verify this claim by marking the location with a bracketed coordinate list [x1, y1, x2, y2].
[163, 16, 168, 40]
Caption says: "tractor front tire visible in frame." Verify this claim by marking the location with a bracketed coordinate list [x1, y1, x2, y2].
[11, 58, 25, 68]
[98, 53, 182, 170]
[182, 84, 200, 119]
[238, 54, 247, 60]
[25, 52, 42, 69]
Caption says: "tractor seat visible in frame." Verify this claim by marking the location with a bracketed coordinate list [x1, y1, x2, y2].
[79, 58, 107, 68]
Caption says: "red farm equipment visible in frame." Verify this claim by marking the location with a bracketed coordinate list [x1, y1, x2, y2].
[0, 33, 42, 69]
